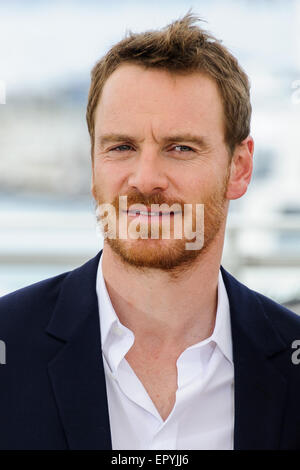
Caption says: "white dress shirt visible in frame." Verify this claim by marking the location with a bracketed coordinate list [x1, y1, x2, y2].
[96, 254, 234, 450]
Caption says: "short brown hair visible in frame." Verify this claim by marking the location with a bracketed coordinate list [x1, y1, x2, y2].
[86, 11, 251, 158]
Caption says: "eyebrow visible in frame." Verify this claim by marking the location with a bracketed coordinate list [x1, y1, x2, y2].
[96, 133, 211, 151]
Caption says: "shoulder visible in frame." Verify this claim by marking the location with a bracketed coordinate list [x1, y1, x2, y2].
[221, 265, 300, 342]
[0, 271, 69, 335]
[251, 288, 300, 340]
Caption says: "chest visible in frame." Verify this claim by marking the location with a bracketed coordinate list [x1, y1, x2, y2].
[125, 349, 179, 421]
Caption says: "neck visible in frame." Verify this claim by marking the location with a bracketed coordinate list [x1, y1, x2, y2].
[101, 233, 225, 352]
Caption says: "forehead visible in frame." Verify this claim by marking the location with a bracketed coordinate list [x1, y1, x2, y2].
[94, 64, 225, 138]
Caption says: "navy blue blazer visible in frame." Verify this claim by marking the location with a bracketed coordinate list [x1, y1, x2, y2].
[0, 249, 300, 450]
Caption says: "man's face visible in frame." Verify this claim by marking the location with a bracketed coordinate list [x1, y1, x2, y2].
[91, 64, 231, 273]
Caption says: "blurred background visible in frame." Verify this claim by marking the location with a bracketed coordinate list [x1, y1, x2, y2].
[0, 0, 299, 312]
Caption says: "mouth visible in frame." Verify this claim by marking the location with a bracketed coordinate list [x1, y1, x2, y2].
[122, 209, 181, 220]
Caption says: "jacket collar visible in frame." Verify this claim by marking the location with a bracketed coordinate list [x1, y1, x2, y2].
[46, 250, 112, 450]
[45, 251, 288, 449]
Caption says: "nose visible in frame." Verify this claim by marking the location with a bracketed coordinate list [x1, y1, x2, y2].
[127, 148, 169, 194]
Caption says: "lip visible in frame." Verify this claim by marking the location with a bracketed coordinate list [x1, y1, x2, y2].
[122, 210, 180, 218]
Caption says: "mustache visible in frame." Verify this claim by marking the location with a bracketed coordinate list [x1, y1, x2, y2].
[112, 191, 186, 210]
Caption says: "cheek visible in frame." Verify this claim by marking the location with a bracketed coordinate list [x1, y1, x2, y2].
[181, 173, 212, 199]
[93, 162, 126, 199]
[181, 173, 226, 204]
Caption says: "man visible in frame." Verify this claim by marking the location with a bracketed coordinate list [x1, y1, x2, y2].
[0, 13, 300, 450]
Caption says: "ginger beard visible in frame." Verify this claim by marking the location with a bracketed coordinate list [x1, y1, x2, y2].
[94, 167, 230, 276]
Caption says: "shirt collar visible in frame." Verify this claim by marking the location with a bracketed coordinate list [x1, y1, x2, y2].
[211, 269, 233, 364]
[96, 252, 121, 349]
[96, 253, 233, 372]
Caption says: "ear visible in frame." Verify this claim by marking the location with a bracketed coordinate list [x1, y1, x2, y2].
[226, 136, 254, 200]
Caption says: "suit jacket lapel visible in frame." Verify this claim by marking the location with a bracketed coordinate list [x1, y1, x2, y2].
[46, 250, 112, 450]
[221, 266, 288, 450]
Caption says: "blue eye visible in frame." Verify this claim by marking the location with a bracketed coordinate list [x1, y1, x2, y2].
[173, 145, 193, 152]
[112, 145, 133, 151]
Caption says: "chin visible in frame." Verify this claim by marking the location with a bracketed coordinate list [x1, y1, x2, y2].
[105, 236, 207, 272]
